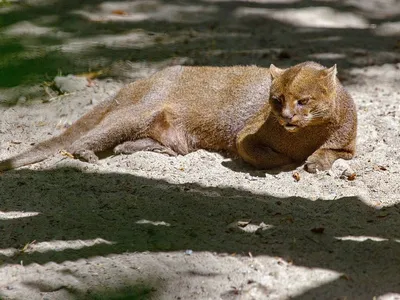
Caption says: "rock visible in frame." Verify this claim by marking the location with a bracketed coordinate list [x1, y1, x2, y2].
[17, 96, 27, 104]
[331, 159, 355, 178]
[54, 75, 88, 93]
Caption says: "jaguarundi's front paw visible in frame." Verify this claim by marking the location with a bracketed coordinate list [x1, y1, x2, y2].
[304, 155, 332, 173]
[73, 149, 99, 164]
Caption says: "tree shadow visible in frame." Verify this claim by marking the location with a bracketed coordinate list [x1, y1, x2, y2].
[1, 0, 400, 298]
[221, 159, 304, 176]
[0, 166, 399, 298]
[0, 0, 399, 99]
[22, 280, 157, 300]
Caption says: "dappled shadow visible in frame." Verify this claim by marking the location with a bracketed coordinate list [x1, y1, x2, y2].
[1, 0, 400, 298]
[23, 280, 157, 300]
[0, 0, 399, 100]
[222, 159, 304, 175]
[0, 167, 399, 298]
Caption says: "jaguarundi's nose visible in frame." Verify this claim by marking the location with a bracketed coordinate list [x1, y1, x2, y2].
[281, 109, 295, 122]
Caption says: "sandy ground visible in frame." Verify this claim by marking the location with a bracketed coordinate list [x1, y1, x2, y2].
[1, 0, 400, 299]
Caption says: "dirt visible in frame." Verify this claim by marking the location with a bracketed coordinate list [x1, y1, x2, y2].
[0, 0, 400, 299]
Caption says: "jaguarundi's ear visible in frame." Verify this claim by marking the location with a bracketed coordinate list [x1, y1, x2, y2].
[320, 64, 337, 80]
[320, 64, 338, 92]
[325, 64, 337, 76]
[269, 64, 285, 79]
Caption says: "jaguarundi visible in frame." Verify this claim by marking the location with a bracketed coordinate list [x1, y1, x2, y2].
[0, 61, 357, 173]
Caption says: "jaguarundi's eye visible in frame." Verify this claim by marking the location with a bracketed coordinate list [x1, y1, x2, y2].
[297, 97, 310, 106]
[271, 95, 283, 103]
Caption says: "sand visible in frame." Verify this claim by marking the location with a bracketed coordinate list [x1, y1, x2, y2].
[0, 0, 400, 299]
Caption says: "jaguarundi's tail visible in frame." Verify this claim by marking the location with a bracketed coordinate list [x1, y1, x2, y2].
[0, 98, 113, 171]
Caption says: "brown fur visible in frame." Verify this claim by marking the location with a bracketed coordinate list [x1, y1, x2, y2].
[0, 62, 357, 173]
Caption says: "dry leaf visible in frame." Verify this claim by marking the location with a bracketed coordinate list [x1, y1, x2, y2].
[36, 121, 47, 127]
[286, 258, 293, 265]
[112, 9, 128, 15]
[21, 240, 36, 253]
[311, 227, 325, 234]
[340, 274, 351, 281]
[292, 171, 301, 182]
[376, 212, 389, 218]
[60, 150, 74, 159]
[373, 164, 388, 171]
[86, 78, 95, 87]
[285, 216, 294, 223]
[76, 70, 104, 80]
[237, 220, 251, 227]
[347, 173, 357, 181]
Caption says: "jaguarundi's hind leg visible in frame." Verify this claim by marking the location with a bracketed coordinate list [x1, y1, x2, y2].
[68, 127, 123, 163]
[67, 115, 150, 163]
[114, 138, 177, 156]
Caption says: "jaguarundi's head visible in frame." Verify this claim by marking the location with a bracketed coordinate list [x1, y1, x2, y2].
[269, 61, 338, 133]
